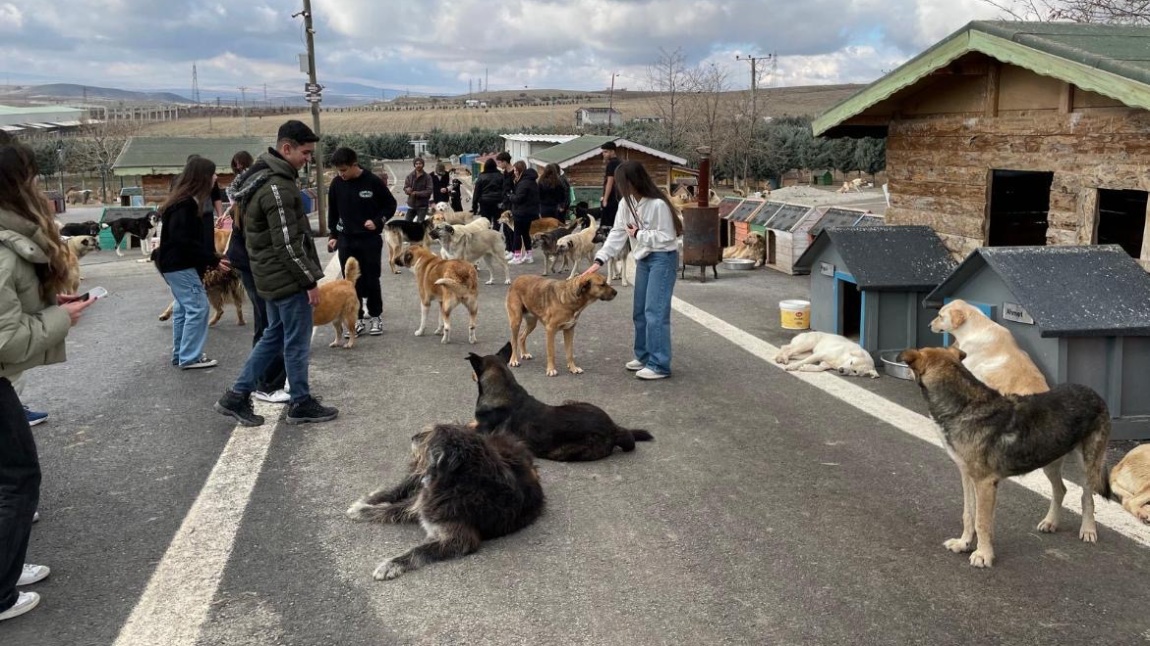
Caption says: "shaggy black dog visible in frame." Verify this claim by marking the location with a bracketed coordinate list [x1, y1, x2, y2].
[346, 423, 544, 581]
[467, 342, 654, 461]
[59, 220, 101, 237]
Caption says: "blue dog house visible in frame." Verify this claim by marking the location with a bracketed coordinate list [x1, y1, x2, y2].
[925, 245, 1150, 440]
[794, 225, 956, 356]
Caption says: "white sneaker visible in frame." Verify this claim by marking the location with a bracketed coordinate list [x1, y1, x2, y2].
[18, 564, 49, 586]
[253, 389, 290, 404]
[524, 253, 534, 264]
[635, 367, 669, 380]
[625, 359, 644, 371]
[509, 255, 525, 265]
[504, 251, 514, 261]
[0, 591, 39, 622]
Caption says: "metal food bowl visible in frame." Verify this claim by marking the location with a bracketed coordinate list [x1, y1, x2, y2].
[721, 258, 756, 271]
[880, 351, 915, 380]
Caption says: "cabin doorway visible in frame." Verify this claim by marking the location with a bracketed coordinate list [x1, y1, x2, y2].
[987, 170, 1053, 246]
[1096, 189, 1149, 259]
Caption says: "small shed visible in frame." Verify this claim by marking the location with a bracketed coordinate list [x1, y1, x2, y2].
[723, 198, 769, 247]
[112, 136, 269, 205]
[501, 133, 578, 163]
[925, 245, 1150, 440]
[795, 225, 956, 355]
[527, 136, 687, 194]
[807, 207, 874, 240]
[716, 197, 745, 248]
[760, 203, 822, 274]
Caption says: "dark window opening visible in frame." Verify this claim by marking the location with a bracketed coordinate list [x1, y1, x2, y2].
[767, 231, 777, 265]
[988, 170, 1052, 246]
[839, 280, 861, 340]
[1096, 189, 1148, 258]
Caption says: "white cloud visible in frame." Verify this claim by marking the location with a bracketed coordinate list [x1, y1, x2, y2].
[0, 3, 23, 32]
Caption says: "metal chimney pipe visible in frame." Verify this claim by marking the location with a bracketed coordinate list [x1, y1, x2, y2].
[696, 146, 711, 207]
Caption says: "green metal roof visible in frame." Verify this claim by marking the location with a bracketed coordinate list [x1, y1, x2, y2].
[813, 21, 1150, 137]
[530, 135, 618, 165]
[113, 136, 270, 175]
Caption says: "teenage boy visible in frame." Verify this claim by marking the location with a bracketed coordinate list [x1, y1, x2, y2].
[326, 147, 395, 337]
[402, 158, 432, 222]
[600, 141, 621, 229]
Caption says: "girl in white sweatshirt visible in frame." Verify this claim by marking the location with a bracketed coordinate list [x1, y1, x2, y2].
[583, 161, 682, 380]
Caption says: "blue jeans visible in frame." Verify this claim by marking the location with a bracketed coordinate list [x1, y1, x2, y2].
[232, 291, 313, 403]
[238, 269, 287, 393]
[163, 268, 210, 365]
[632, 250, 678, 375]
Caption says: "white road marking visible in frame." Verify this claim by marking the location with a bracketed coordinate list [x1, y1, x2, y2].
[671, 297, 1150, 548]
[113, 256, 341, 646]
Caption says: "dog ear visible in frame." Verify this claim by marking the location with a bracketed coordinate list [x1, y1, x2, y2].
[577, 276, 592, 295]
[497, 342, 513, 363]
[947, 307, 966, 327]
[466, 352, 484, 374]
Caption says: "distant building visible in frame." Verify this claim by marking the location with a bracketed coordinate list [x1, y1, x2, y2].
[112, 136, 269, 204]
[575, 107, 622, 128]
[528, 135, 687, 202]
[0, 104, 88, 137]
[500, 133, 579, 164]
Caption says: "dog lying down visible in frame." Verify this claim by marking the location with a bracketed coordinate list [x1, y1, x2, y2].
[1110, 444, 1150, 524]
[774, 331, 879, 378]
[900, 346, 1115, 568]
[468, 342, 653, 461]
[346, 423, 545, 580]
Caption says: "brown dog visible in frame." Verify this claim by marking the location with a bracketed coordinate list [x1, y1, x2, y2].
[499, 210, 562, 239]
[1110, 444, 1150, 524]
[313, 256, 361, 348]
[395, 245, 479, 344]
[505, 273, 617, 377]
[213, 229, 231, 255]
[158, 266, 247, 326]
[722, 231, 766, 268]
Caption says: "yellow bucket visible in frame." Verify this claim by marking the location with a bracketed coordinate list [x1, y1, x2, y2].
[780, 299, 811, 330]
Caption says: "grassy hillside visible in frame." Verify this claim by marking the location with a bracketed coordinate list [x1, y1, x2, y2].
[138, 84, 862, 137]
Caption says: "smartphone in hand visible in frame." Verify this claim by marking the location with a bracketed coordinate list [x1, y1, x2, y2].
[80, 286, 108, 301]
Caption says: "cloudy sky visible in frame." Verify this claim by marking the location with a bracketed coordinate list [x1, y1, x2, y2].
[0, 0, 1007, 101]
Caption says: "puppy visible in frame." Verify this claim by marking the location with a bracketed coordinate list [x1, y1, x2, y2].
[468, 343, 654, 460]
[383, 217, 432, 274]
[505, 273, 617, 377]
[929, 299, 1048, 395]
[431, 201, 475, 226]
[723, 231, 766, 268]
[59, 221, 101, 237]
[102, 211, 160, 257]
[346, 422, 544, 580]
[432, 223, 510, 285]
[774, 331, 879, 378]
[312, 256, 361, 348]
[1110, 444, 1150, 524]
[555, 216, 599, 279]
[900, 346, 1114, 568]
[158, 265, 247, 326]
[395, 245, 479, 344]
[531, 222, 579, 275]
[63, 235, 100, 293]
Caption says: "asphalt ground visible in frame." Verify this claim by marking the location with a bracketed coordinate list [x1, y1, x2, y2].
[3, 197, 1148, 645]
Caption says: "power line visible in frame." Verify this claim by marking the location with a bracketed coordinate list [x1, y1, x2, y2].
[735, 54, 774, 124]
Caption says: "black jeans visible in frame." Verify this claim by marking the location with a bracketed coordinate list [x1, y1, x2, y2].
[238, 269, 287, 393]
[337, 234, 383, 319]
[512, 214, 538, 252]
[0, 377, 39, 613]
[405, 206, 429, 222]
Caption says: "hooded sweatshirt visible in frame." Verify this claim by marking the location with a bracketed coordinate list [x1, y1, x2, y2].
[508, 168, 540, 219]
[0, 208, 70, 380]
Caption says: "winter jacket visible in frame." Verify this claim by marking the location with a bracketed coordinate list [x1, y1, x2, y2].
[471, 170, 506, 212]
[403, 170, 433, 209]
[430, 171, 451, 206]
[0, 208, 70, 380]
[156, 197, 220, 276]
[228, 150, 323, 300]
[507, 168, 540, 219]
[538, 176, 569, 217]
[595, 196, 681, 265]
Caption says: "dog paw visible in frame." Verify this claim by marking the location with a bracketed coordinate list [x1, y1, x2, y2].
[521, 352, 533, 361]
[346, 500, 381, 521]
[1079, 526, 1098, 543]
[546, 368, 559, 377]
[468, 332, 477, 344]
[1036, 519, 1058, 533]
[414, 329, 425, 337]
[569, 365, 584, 375]
[504, 279, 512, 285]
[509, 359, 521, 367]
[969, 550, 994, 568]
[943, 537, 974, 553]
[783, 363, 799, 371]
[1137, 506, 1150, 524]
[485, 279, 494, 285]
[328, 340, 340, 348]
[373, 559, 404, 581]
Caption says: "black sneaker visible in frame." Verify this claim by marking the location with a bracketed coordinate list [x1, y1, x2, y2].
[213, 390, 265, 427]
[344, 320, 366, 339]
[368, 317, 382, 336]
[286, 396, 338, 425]
[180, 355, 218, 370]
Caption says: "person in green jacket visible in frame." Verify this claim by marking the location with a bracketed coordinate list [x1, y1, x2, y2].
[0, 133, 93, 622]
[214, 120, 338, 427]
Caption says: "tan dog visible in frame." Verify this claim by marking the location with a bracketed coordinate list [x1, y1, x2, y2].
[723, 231, 766, 268]
[213, 229, 231, 255]
[498, 211, 562, 239]
[63, 235, 100, 293]
[313, 256, 362, 348]
[395, 245, 479, 344]
[929, 299, 1048, 395]
[505, 273, 617, 377]
[1110, 444, 1150, 524]
[158, 266, 247, 326]
[555, 216, 599, 279]
[431, 202, 475, 226]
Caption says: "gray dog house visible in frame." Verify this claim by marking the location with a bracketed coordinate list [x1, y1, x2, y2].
[794, 225, 956, 355]
[924, 245, 1150, 440]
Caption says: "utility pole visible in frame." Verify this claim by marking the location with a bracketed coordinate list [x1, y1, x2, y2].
[736, 54, 773, 191]
[607, 72, 620, 135]
[238, 86, 248, 135]
[296, 0, 327, 234]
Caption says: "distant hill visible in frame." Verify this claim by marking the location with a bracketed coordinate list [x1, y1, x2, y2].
[0, 83, 193, 105]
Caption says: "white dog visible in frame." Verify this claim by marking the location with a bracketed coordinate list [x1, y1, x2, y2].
[774, 331, 879, 378]
[928, 299, 1048, 395]
[432, 222, 510, 285]
[432, 201, 475, 226]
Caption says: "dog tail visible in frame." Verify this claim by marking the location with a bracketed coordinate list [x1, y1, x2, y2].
[614, 427, 654, 452]
[100, 222, 109, 229]
[1084, 414, 1117, 502]
[434, 277, 471, 298]
[344, 256, 361, 284]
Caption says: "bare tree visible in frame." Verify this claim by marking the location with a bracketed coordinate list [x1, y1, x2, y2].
[981, 0, 1149, 23]
[682, 63, 743, 183]
[66, 120, 140, 203]
[643, 47, 694, 154]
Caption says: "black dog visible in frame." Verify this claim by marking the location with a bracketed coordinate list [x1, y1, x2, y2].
[572, 201, 600, 230]
[102, 211, 160, 257]
[384, 218, 433, 274]
[59, 220, 101, 237]
[531, 221, 578, 275]
[346, 423, 545, 580]
[467, 342, 653, 461]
